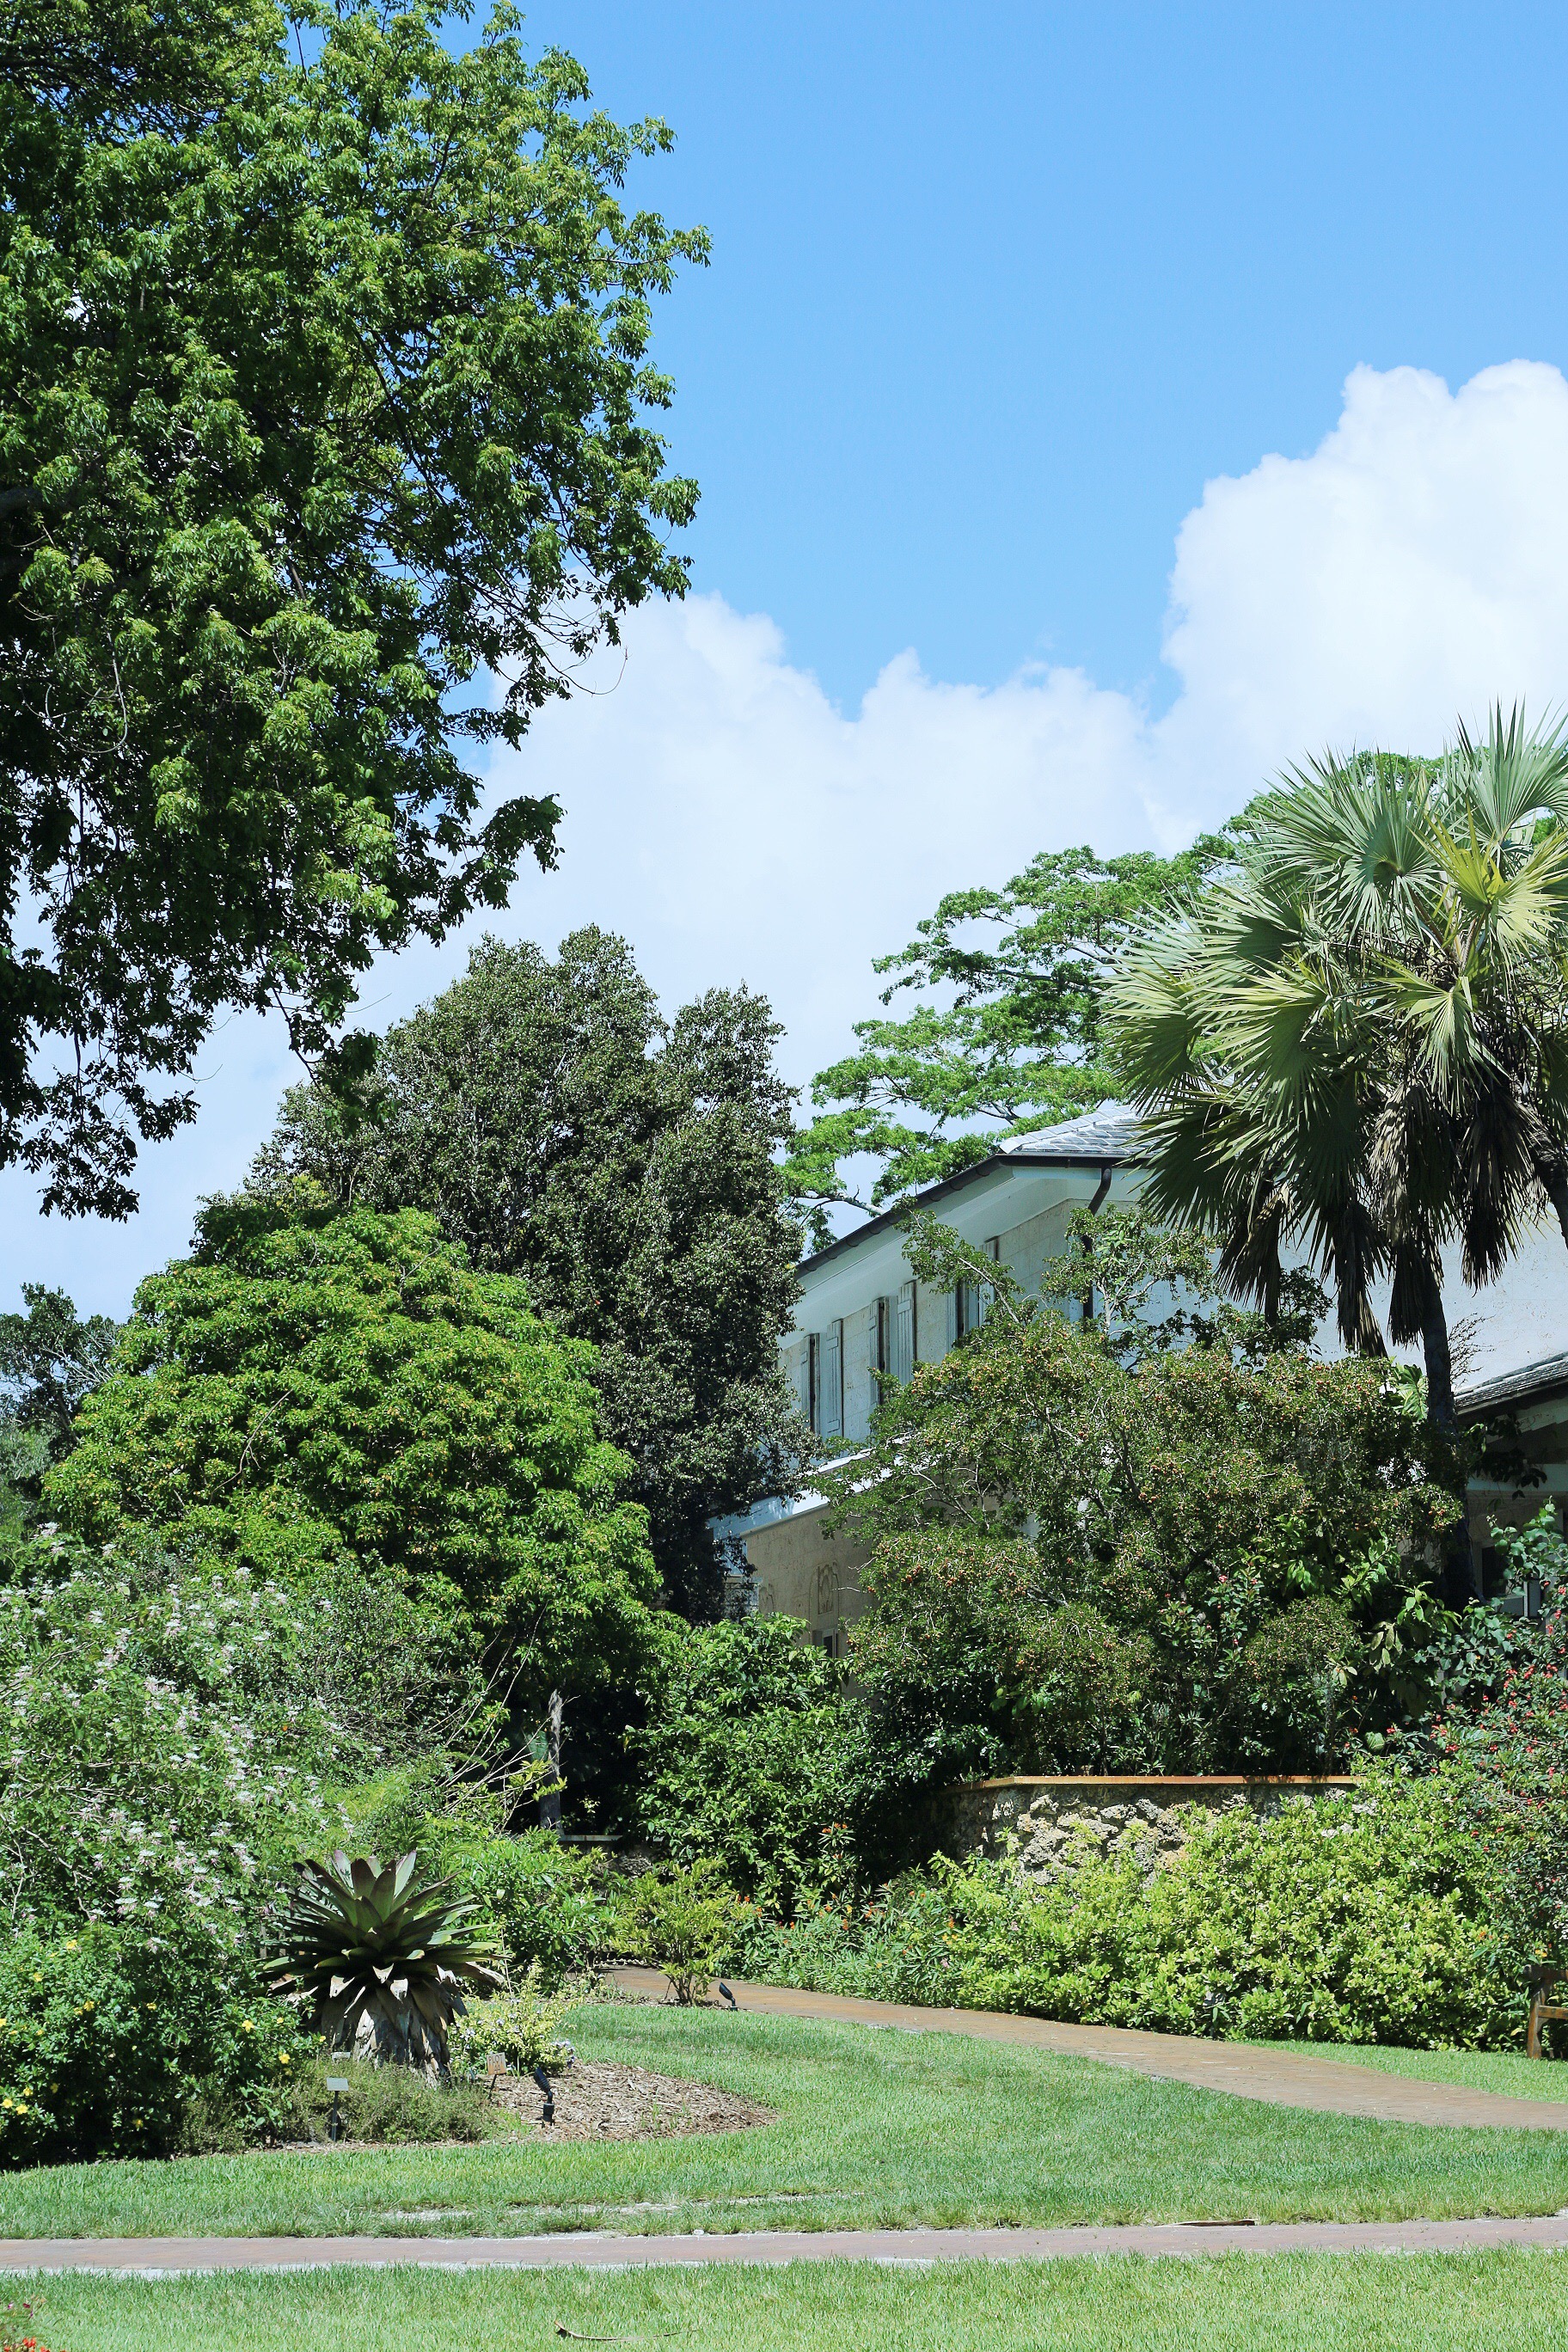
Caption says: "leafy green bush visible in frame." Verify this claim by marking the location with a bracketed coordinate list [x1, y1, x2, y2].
[456, 1831, 606, 1985]
[628, 1615, 854, 1908]
[830, 1218, 1458, 1777]
[1439, 1505, 1568, 1965]
[0, 1529, 349, 1955]
[732, 1770, 1519, 2051]
[272, 2054, 504, 2147]
[450, 1963, 577, 2079]
[0, 1926, 312, 2166]
[47, 1202, 657, 1699]
[613, 1859, 739, 2004]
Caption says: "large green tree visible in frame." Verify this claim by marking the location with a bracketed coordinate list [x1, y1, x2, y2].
[46, 1202, 657, 1703]
[828, 1221, 1457, 1778]
[1107, 714, 1568, 1436]
[0, 0, 704, 1215]
[782, 840, 1230, 1246]
[249, 930, 807, 1619]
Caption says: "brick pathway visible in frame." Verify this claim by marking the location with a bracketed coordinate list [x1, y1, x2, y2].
[5, 2216, 1568, 2273]
[607, 1968, 1568, 2135]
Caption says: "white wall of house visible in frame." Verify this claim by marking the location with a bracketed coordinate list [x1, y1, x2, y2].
[742, 1105, 1568, 1647]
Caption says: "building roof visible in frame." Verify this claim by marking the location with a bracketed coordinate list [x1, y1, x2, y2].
[799, 1101, 1143, 1272]
[1458, 1349, 1568, 1418]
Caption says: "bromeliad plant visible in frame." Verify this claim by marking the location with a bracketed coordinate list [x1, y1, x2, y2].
[266, 1851, 502, 2069]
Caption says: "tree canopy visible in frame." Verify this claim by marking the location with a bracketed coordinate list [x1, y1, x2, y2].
[248, 930, 807, 1618]
[0, 0, 705, 1216]
[46, 1201, 658, 1701]
[782, 839, 1230, 1246]
[828, 1220, 1458, 1776]
[1107, 713, 1568, 1435]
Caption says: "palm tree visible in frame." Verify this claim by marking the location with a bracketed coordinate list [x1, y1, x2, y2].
[1108, 711, 1568, 1440]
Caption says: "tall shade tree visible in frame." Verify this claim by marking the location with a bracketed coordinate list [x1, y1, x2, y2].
[782, 839, 1230, 1248]
[249, 930, 807, 1620]
[0, 0, 705, 1216]
[1108, 714, 1568, 1438]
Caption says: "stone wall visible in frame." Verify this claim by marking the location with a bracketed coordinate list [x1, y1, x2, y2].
[938, 1774, 1358, 1879]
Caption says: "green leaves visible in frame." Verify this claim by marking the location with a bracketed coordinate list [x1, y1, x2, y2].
[265, 1847, 502, 2064]
[0, 0, 705, 1212]
[783, 839, 1233, 1236]
[43, 1200, 659, 1699]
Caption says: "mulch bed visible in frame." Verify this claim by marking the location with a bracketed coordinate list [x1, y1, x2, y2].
[262, 2061, 774, 2153]
[492, 2057, 775, 2142]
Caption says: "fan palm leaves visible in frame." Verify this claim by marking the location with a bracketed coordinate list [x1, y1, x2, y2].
[1108, 709, 1568, 1436]
[264, 1850, 503, 2069]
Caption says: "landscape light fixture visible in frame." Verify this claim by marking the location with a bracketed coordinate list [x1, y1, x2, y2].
[718, 1981, 738, 2010]
[326, 2076, 350, 2142]
[532, 2062, 555, 2125]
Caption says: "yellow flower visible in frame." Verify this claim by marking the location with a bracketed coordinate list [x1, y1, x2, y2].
[240, 2021, 254, 2034]
[145, 2001, 157, 2012]
[15, 2106, 27, 2116]
[2, 2099, 11, 2111]
[30, 1974, 40, 1984]
[277, 2053, 291, 2066]
[64, 1940, 77, 1952]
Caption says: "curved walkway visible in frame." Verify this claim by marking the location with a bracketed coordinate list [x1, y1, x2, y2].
[7, 2216, 1568, 2274]
[607, 1968, 1568, 2135]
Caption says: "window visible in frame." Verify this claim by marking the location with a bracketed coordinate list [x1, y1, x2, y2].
[952, 1237, 1001, 1344]
[869, 1295, 887, 1378]
[893, 1279, 916, 1382]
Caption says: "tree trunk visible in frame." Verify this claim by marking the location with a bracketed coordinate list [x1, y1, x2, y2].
[1419, 1269, 1458, 1437]
[1540, 1161, 1568, 1253]
[1418, 1266, 1477, 1607]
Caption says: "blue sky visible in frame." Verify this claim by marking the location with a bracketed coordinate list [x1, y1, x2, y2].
[525, 1, 1568, 705]
[15, 0, 1568, 1311]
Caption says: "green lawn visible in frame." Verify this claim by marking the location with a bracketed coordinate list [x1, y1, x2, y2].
[12, 2250, 1568, 2352]
[1248, 2037, 1568, 2102]
[6, 2002, 1568, 2242]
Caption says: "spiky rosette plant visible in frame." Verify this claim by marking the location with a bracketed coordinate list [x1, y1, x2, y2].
[265, 1851, 503, 2069]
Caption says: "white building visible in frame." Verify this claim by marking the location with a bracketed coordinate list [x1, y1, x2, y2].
[731, 1104, 1568, 1650]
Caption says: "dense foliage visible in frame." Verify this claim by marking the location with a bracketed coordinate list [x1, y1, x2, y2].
[46, 1201, 657, 1699]
[1439, 1507, 1568, 1966]
[0, 1284, 119, 1529]
[828, 1221, 1459, 1774]
[1110, 716, 1568, 1437]
[0, 0, 704, 1214]
[628, 1617, 852, 1908]
[726, 1769, 1517, 2050]
[252, 929, 807, 1619]
[784, 837, 1228, 1241]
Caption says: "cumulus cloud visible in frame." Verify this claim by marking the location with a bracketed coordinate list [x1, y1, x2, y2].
[13, 358, 1568, 1308]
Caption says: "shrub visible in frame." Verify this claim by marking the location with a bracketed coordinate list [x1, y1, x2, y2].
[1439, 1505, 1568, 1966]
[614, 1859, 738, 2005]
[628, 1615, 854, 1909]
[0, 1926, 312, 2166]
[450, 1963, 577, 2079]
[455, 1831, 606, 1985]
[0, 1531, 348, 1956]
[730, 1769, 1520, 2051]
[272, 2054, 502, 2147]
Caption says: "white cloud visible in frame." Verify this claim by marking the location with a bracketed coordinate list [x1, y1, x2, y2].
[13, 358, 1568, 1310]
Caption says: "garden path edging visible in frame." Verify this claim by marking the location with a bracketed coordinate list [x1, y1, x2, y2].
[7, 2217, 1568, 2273]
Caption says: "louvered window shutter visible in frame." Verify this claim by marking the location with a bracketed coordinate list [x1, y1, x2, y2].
[822, 1320, 843, 1437]
[894, 1281, 915, 1381]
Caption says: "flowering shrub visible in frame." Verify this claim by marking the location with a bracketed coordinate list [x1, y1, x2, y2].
[0, 1926, 313, 2165]
[450, 1961, 578, 2077]
[0, 1528, 348, 1956]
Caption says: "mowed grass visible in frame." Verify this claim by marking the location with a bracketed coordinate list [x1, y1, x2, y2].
[7, 2004, 1568, 2241]
[1247, 2037, 1568, 2102]
[15, 2250, 1568, 2352]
